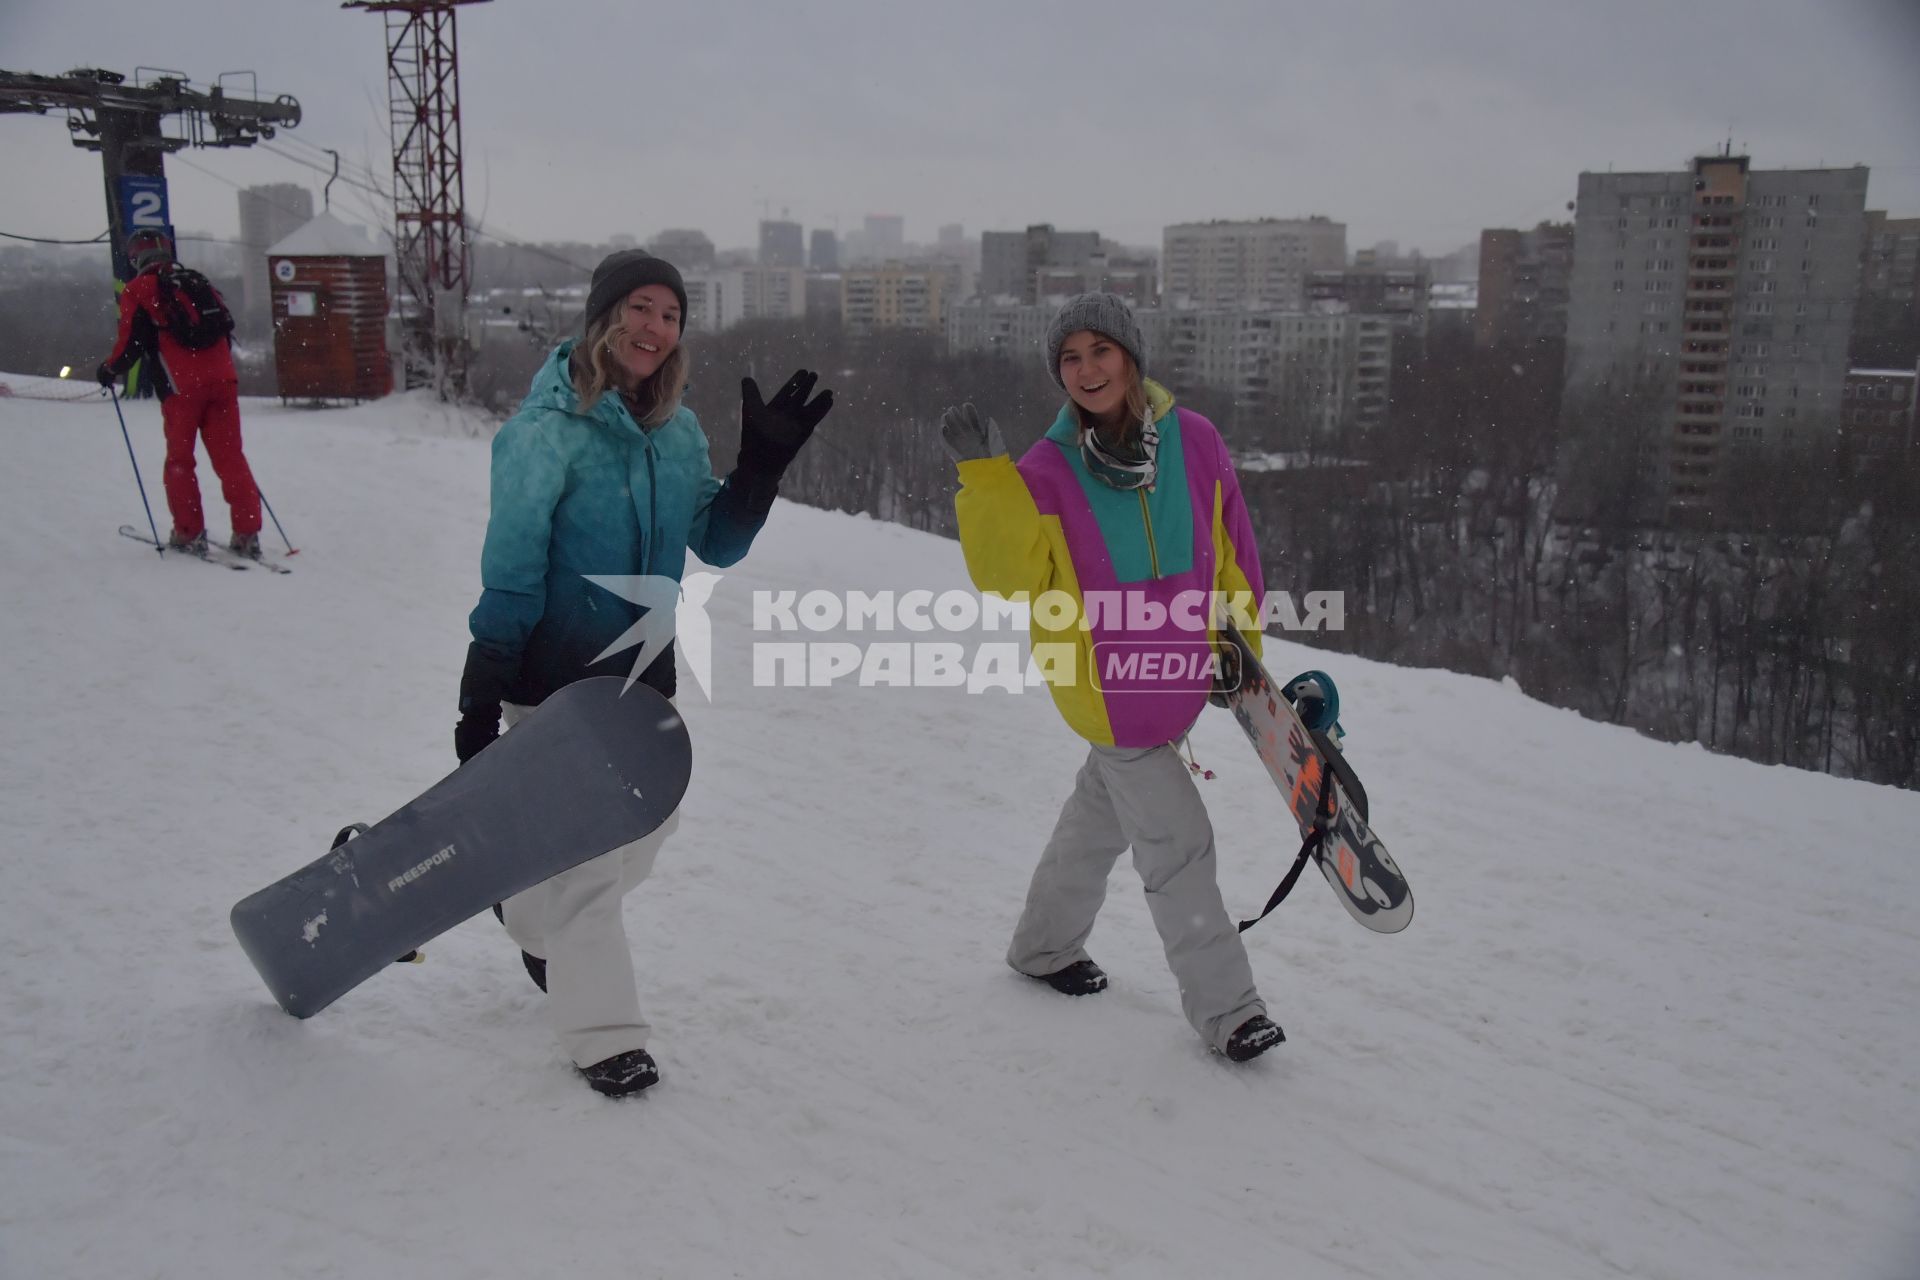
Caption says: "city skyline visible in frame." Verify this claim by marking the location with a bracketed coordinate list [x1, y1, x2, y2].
[2, 0, 1917, 261]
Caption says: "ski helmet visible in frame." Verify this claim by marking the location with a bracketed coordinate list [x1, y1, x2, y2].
[126, 227, 174, 272]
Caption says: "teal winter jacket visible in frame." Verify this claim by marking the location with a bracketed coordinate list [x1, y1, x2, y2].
[467, 340, 766, 704]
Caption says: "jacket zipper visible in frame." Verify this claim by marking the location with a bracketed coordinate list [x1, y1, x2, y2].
[643, 435, 660, 577]
[1137, 490, 1161, 579]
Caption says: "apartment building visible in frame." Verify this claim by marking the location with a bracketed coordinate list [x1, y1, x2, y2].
[979, 224, 1104, 302]
[1476, 222, 1574, 348]
[949, 302, 1389, 440]
[1861, 212, 1920, 306]
[1161, 217, 1346, 310]
[841, 261, 962, 336]
[1564, 155, 1870, 512]
[1841, 364, 1918, 457]
[758, 220, 804, 269]
[1309, 263, 1431, 343]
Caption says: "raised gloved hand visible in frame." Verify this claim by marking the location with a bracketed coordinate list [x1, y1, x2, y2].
[96, 364, 116, 388]
[454, 643, 519, 764]
[737, 369, 834, 478]
[939, 403, 1008, 463]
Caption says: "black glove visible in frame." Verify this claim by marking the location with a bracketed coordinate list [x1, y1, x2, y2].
[454, 713, 499, 764]
[737, 369, 834, 479]
[1208, 640, 1243, 709]
[455, 643, 519, 764]
[96, 363, 116, 388]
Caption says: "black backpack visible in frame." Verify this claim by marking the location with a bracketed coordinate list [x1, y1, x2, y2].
[157, 265, 236, 350]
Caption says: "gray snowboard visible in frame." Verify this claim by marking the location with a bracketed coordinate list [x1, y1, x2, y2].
[231, 678, 693, 1018]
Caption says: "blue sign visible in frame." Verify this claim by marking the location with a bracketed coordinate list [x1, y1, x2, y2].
[116, 174, 170, 236]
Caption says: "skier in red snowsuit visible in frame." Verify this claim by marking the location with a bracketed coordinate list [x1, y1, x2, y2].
[98, 228, 263, 557]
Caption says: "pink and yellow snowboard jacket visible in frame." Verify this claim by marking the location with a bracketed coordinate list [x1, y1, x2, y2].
[954, 381, 1265, 749]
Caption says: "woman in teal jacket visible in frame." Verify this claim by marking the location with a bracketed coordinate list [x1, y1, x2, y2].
[457, 251, 832, 1097]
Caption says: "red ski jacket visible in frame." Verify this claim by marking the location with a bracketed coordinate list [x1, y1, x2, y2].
[104, 265, 237, 399]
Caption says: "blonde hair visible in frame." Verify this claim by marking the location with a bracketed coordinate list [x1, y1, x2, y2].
[572, 306, 689, 427]
[1068, 352, 1153, 443]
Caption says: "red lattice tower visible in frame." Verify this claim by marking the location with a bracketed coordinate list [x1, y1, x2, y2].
[345, 0, 489, 393]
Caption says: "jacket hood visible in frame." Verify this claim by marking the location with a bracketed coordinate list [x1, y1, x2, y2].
[525, 340, 589, 414]
[523, 339, 673, 439]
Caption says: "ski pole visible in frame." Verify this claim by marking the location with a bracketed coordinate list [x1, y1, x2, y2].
[107, 386, 164, 555]
[256, 486, 299, 556]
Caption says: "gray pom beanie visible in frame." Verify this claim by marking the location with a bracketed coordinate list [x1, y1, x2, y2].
[1044, 291, 1147, 388]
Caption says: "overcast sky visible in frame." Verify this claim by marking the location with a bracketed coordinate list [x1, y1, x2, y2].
[3, 0, 1917, 266]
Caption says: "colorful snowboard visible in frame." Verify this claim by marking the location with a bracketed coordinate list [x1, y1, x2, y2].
[1215, 622, 1413, 933]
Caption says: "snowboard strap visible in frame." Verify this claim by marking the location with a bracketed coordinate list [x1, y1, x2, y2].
[1237, 762, 1337, 933]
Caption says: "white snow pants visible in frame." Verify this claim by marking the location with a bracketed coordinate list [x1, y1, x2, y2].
[497, 700, 680, 1069]
[1007, 741, 1265, 1052]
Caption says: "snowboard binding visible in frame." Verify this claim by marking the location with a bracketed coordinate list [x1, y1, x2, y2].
[1280, 670, 1344, 747]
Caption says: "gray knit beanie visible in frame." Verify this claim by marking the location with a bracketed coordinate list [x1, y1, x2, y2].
[1045, 291, 1147, 388]
[584, 251, 689, 333]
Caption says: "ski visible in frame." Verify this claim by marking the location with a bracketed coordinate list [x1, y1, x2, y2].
[207, 541, 293, 575]
[118, 524, 248, 570]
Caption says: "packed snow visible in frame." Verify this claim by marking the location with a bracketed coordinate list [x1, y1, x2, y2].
[1, 375, 1915, 1279]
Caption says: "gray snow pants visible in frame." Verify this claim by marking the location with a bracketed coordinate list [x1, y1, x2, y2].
[498, 700, 680, 1069]
[1007, 741, 1265, 1052]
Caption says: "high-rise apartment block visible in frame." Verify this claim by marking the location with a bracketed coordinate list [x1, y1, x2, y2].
[809, 228, 840, 272]
[679, 273, 727, 333]
[948, 302, 1389, 441]
[1309, 262, 1431, 342]
[1138, 309, 1392, 439]
[1161, 218, 1346, 310]
[1841, 364, 1918, 457]
[1565, 155, 1870, 512]
[841, 261, 961, 337]
[736, 265, 806, 322]
[758, 219, 804, 269]
[945, 301, 1054, 361]
[678, 265, 806, 331]
[979, 224, 1104, 302]
[1476, 222, 1574, 348]
[1861, 212, 1920, 306]
[650, 229, 716, 271]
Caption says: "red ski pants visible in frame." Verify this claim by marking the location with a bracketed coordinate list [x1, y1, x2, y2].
[162, 383, 261, 538]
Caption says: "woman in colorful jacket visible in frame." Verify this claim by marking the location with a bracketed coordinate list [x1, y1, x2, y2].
[457, 251, 833, 1097]
[941, 291, 1283, 1063]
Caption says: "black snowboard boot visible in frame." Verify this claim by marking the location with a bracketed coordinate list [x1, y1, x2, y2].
[1029, 959, 1108, 996]
[1223, 1014, 1285, 1062]
[580, 1048, 659, 1097]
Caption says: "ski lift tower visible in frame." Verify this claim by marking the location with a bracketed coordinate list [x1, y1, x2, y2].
[0, 67, 300, 281]
[344, 0, 490, 397]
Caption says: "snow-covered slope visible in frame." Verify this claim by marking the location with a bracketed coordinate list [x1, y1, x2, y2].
[2, 378, 1915, 1280]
